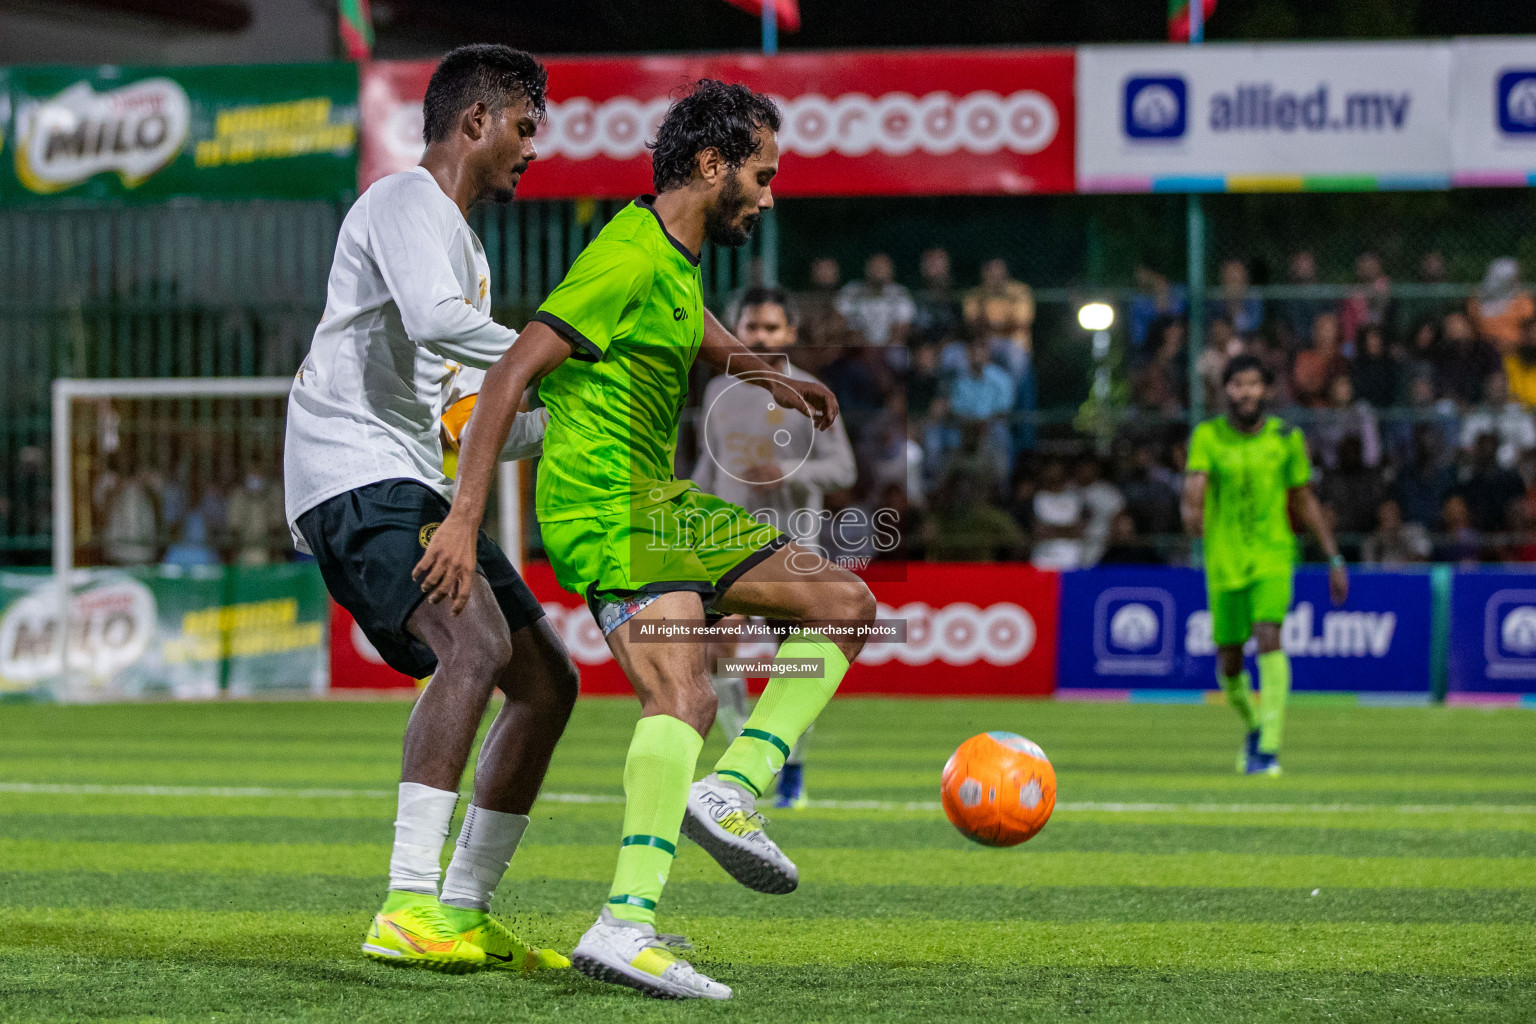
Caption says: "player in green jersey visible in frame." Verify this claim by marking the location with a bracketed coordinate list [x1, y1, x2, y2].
[415, 80, 878, 999]
[1182, 354, 1348, 776]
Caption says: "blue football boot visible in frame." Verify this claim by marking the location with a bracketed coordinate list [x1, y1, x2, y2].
[1237, 729, 1260, 773]
[774, 762, 808, 809]
[1245, 749, 1281, 776]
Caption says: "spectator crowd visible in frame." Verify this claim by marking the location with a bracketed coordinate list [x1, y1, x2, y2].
[729, 247, 1536, 569]
[75, 246, 1536, 573]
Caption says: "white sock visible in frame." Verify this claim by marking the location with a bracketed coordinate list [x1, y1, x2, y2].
[388, 782, 459, 895]
[439, 805, 531, 911]
[711, 674, 751, 739]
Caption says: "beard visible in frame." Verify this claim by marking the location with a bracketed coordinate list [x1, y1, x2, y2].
[1230, 400, 1265, 428]
[486, 162, 529, 205]
[704, 175, 759, 248]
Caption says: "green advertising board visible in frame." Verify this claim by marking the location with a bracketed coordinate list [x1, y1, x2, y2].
[0, 563, 329, 701]
[0, 63, 358, 205]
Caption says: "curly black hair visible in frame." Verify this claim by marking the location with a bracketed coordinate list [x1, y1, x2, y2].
[422, 44, 548, 146]
[649, 79, 781, 192]
[1222, 352, 1272, 386]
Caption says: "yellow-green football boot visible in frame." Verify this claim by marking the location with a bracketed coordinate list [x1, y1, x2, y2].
[439, 904, 570, 973]
[361, 890, 486, 973]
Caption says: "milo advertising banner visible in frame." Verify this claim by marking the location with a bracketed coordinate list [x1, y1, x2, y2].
[0, 63, 358, 205]
[0, 564, 328, 702]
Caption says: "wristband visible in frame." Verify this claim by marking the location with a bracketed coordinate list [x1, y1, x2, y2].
[1328, 555, 1346, 569]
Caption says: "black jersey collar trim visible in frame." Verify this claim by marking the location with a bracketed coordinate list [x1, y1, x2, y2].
[636, 195, 701, 268]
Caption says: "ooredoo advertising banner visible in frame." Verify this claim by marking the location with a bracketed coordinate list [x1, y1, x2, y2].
[0, 64, 358, 205]
[333, 561, 1060, 696]
[1057, 567, 1432, 693]
[1076, 43, 1452, 192]
[1447, 569, 1536, 694]
[360, 49, 1076, 198]
[1451, 37, 1536, 187]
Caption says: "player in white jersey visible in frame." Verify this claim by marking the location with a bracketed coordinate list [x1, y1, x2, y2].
[284, 45, 576, 975]
[690, 287, 856, 808]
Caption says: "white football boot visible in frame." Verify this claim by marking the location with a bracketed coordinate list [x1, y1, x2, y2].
[681, 773, 799, 894]
[570, 907, 731, 1000]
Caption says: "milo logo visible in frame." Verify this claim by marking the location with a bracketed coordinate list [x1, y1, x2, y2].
[14, 78, 191, 194]
[0, 576, 156, 687]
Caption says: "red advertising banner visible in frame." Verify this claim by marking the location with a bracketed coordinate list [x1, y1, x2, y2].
[330, 562, 1059, 696]
[360, 49, 1075, 198]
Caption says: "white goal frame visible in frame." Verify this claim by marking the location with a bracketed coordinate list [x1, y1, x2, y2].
[49, 376, 524, 689]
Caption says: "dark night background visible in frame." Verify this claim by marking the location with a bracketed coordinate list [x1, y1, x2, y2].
[370, 0, 1536, 58]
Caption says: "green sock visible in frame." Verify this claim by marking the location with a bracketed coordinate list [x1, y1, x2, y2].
[713, 631, 850, 797]
[1219, 670, 1259, 731]
[436, 903, 487, 931]
[607, 714, 704, 926]
[381, 889, 434, 913]
[1257, 650, 1291, 754]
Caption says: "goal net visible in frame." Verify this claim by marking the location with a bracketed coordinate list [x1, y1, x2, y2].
[15, 376, 528, 703]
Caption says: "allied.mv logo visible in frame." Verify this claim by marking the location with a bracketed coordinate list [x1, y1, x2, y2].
[1094, 587, 1175, 675]
[1124, 76, 1187, 140]
[1483, 589, 1536, 678]
[1498, 71, 1536, 135]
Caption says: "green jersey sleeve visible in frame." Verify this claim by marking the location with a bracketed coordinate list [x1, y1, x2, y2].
[1283, 425, 1312, 489]
[1186, 422, 1214, 474]
[531, 241, 653, 362]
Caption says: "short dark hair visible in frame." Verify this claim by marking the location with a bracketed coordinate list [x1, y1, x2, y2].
[422, 44, 548, 145]
[649, 79, 781, 192]
[736, 285, 798, 326]
[1222, 353, 1271, 386]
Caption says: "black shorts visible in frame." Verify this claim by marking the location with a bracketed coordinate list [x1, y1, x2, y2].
[296, 478, 545, 678]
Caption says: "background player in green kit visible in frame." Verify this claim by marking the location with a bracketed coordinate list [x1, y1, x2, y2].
[1181, 354, 1349, 776]
[414, 80, 878, 1000]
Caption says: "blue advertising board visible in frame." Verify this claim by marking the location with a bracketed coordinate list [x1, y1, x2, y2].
[1447, 569, 1536, 694]
[1058, 567, 1432, 693]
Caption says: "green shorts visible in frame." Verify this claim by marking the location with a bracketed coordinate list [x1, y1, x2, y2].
[1208, 573, 1294, 648]
[541, 488, 785, 625]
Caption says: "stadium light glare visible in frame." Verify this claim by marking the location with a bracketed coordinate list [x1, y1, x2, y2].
[1077, 302, 1115, 332]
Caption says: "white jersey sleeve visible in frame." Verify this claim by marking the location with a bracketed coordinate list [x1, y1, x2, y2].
[442, 364, 547, 462]
[363, 174, 518, 370]
[284, 167, 523, 544]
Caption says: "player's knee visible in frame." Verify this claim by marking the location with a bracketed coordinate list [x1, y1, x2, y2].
[549, 654, 581, 713]
[451, 628, 513, 686]
[1253, 625, 1282, 654]
[818, 579, 875, 627]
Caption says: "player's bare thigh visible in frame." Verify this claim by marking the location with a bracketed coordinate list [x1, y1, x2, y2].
[603, 589, 715, 735]
[713, 542, 876, 662]
[408, 573, 514, 682]
[1217, 623, 1282, 676]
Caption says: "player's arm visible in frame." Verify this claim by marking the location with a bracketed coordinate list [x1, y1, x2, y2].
[790, 408, 857, 491]
[413, 322, 572, 612]
[1181, 472, 1208, 537]
[366, 179, 517, 369]
[1282, 426, 1347, 605]
[1290, 484, 1349, 606]
[698, 308, 840, 432]
[1182, 423, 1212, 537]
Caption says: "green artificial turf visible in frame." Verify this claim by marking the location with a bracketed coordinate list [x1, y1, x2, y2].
[0, 698, 1532, 1023]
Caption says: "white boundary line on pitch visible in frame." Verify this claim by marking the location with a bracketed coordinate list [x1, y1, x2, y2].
[2, 782, 1535, 816]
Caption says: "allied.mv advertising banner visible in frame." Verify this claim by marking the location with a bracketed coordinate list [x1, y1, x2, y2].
[1450, 37, 1536, 187]
[1076, 43, 1452, 192]
[1057, 567, 1432, 693]
[0, 64, 358, 205]
[1447, 569, 1536, 694]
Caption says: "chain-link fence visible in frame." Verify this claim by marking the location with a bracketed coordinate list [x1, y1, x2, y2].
[7, 189, 1536, 567]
